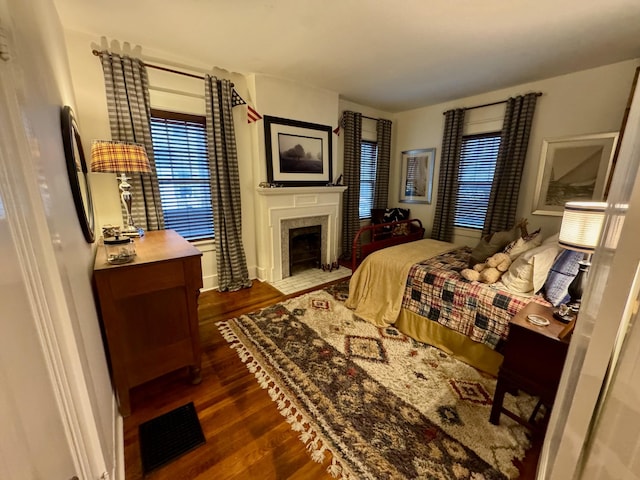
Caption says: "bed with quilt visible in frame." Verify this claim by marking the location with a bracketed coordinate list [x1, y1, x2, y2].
[346, 228, 579, 376]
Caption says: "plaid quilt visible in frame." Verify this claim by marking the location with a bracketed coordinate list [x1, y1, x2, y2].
[401, 247, 548, 350]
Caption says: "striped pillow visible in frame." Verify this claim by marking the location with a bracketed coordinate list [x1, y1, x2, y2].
[542, 250, 583, 306]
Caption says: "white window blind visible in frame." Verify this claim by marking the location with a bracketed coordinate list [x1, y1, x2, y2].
[454, 133, 501, 229]
[360, 140, 378, 219]
[150, 109, 214, 240]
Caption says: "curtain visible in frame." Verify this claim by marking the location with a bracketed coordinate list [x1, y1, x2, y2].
[482, 93, 539, 236]
[431, 109, 465, 242]
[98, 51, 164, 231]
[373, 118, 392, 209]
[341, 111, 362, 259]
[204, 75, 251, 292]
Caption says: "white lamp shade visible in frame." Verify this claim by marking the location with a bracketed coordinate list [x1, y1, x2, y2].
[558, 201, 607, 253]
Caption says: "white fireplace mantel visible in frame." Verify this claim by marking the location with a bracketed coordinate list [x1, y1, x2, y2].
[255, 186, 347, 282]
[257, 186, 348, 196]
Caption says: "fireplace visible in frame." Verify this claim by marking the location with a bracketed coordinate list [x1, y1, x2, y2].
[256, 186, 347, 282]
[289, 225, 321, 275]
[281, 215, 328, 278]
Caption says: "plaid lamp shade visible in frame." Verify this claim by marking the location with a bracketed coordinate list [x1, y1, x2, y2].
[90, 140, 151, 174]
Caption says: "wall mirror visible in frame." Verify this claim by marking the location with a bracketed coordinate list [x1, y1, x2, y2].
[61, 105, 95, 243]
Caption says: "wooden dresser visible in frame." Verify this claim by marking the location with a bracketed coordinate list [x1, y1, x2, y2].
[93, 229, 203, 416]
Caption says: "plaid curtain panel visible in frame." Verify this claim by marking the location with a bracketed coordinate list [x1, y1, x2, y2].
[98, 51, 164, 231]
[483, 93, 539, 236]
[431, 109, 465, 242]
[341, 111, 362, 258]
[373, 118, 392, 209]
[204, 75, 251, 292]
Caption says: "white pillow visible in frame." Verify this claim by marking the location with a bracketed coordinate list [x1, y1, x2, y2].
[542, 232, 560, 245]
[503, 232, 543, 260]
[501, 242, 562, 294]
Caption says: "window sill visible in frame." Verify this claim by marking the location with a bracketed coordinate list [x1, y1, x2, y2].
[191, 238, 215, 252]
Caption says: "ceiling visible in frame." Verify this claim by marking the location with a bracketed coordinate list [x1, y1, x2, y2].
[53, 0, 640, 112]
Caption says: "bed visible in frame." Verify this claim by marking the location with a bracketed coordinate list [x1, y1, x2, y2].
[346, 224, 551, 376]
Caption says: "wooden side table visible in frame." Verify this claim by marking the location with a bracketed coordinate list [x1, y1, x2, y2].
[93, 229, 203, 416]
[489, 302, 570, 430]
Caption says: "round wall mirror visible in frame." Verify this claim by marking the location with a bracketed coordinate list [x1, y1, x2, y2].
[61, 105, 95, 243]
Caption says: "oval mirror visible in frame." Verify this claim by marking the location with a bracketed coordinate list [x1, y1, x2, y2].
[61, 105, 95, 243]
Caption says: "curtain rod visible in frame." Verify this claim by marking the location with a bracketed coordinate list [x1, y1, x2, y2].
[91, 49, 234, 87]
[443, 92, 543, 114]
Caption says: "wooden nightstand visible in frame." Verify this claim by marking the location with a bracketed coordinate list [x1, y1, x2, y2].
[489, 302, 570, 430]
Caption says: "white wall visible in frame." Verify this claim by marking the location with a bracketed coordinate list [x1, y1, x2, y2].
[251, 74, 340, 279]
[394, 59, 640, 245]
[0, 0, 115, 478]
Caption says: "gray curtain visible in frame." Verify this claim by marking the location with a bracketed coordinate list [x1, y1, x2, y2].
[431, 109, 465, 242]
[373, 119, 392, 209]
[341, 111, 362, 259]
[204, 75, 251, 292]
[98, 51, 164, 230]
[482, 93, 539, 236]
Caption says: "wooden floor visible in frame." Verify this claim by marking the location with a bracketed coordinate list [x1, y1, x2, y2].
[123, 279, 543, 479]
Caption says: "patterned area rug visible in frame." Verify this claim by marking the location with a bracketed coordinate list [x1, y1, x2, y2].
[217, 281, 536, 479]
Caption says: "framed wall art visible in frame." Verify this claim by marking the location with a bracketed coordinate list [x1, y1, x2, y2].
[532, 132, 618, 216]
[399, 148, 435, 204]
[264, 115, 332, 186]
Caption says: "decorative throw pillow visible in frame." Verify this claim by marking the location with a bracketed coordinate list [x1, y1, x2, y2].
[382, 208, 409, 224]
[503, 228, 542, 260]
[542, 250, 584, 306]
[469, 225, 521, 266]
[501, 242, 562, 294]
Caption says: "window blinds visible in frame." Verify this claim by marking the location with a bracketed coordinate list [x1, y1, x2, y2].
[359, 140, 378, 219]
[454, 133, 501, 229]
[150, 109, 214, 240]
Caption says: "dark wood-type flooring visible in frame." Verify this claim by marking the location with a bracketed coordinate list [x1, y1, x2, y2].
[123, 278, 543, 479]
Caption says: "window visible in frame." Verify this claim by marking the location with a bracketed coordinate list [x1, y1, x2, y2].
[150, 109, 214, 241]
[359, 140, 378, 219]
[454, 133, 501, 229]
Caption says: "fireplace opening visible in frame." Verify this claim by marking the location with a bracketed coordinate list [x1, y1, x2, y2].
[289, 225, 322, 276]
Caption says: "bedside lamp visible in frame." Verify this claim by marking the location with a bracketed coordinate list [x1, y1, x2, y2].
[91, 140, 151, 237]
[558, 201, 606, 314]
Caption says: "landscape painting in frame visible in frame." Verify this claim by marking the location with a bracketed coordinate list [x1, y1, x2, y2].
[264, 116, 332, 186]
[532, 132, 618, 216]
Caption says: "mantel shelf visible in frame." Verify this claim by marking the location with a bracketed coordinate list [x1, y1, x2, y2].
[256, 186, 347, 196]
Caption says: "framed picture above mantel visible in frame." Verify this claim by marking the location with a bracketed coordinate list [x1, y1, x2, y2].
[264, 115, 332, 186]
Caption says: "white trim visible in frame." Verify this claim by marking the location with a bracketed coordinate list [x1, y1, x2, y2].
[0, 36, 107, 479]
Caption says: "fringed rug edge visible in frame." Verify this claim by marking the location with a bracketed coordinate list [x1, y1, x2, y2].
[216, 319, 356, 480]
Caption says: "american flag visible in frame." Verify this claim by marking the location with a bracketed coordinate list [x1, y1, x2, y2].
[231, 89, 246, 107]
[231, 89, 263, 123]
[247, 105, 262, 123]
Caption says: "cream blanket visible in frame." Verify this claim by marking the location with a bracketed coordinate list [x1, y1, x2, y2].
[345, 238, 455, 327]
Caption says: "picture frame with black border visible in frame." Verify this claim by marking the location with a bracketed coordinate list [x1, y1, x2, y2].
[264, 115, 332, 186]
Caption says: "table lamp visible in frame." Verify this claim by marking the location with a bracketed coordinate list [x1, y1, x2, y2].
[90, 140, 151, 237]
[557, 201, 606, 318]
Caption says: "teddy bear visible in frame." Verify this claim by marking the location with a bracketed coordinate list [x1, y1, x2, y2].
[461, 252, 512, 284]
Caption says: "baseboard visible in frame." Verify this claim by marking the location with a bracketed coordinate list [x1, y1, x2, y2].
[114, 397, 125, 480]
[201, 265, 259, 292]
